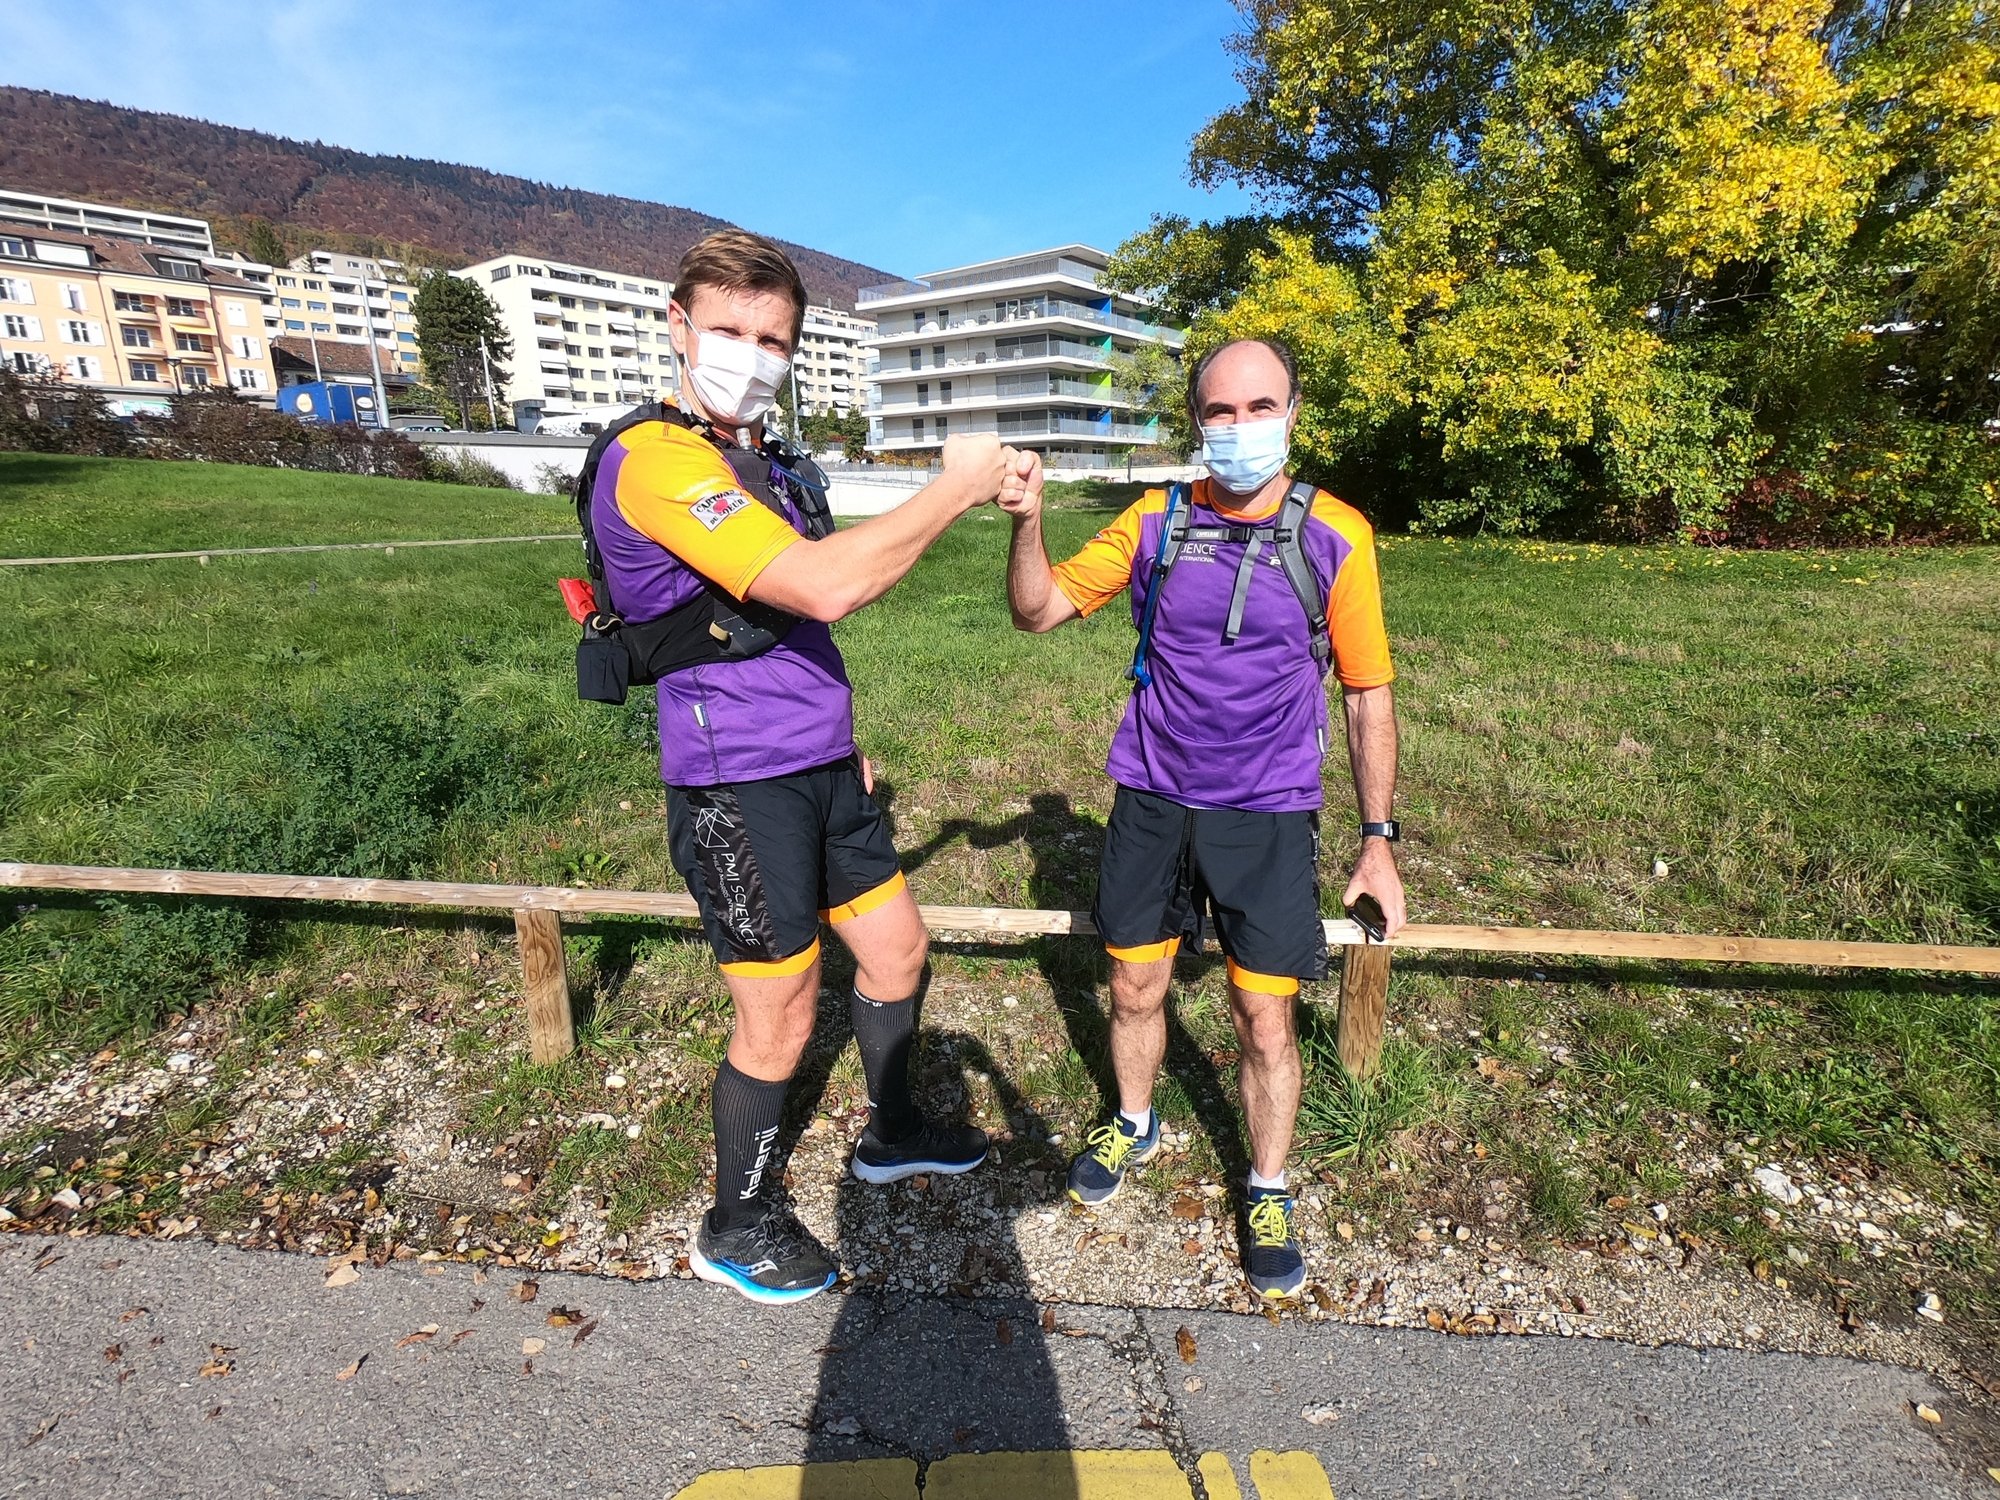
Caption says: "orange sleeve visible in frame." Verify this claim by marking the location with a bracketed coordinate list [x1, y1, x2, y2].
[1049, 493, 1156, 617]
[612, 424, 801, 600]
[1317, 497, 1395, 689]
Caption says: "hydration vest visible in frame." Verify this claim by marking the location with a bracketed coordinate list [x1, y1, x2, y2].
[564, 403, 835, 705]
[1127, 480, 1332, 689]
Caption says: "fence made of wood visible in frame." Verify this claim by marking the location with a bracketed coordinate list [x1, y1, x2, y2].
[5, 861, 1998, 1074]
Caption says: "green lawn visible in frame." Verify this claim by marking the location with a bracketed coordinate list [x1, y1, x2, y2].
[3, 451, 2000, 1332]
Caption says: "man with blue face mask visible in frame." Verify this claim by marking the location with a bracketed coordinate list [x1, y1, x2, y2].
[1002, 337, 1404, 1300]
[585, 230, 1033, 1304]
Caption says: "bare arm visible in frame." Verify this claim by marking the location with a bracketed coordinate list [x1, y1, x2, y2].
[1340, 683, 1407, 936]
[748, 435, 1022, 623]
[1000, 456, 1078, 633]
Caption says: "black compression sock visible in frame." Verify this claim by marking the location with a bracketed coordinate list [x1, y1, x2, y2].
[851, 974, 923, 1145]
[710, 1057, 790, 1231]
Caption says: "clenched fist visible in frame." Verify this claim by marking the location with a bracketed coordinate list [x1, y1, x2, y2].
[940, 433, 1008, 503]
[998, 448, 1044, 522]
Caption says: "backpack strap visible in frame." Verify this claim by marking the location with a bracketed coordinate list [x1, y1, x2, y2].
[1274, 481, 1333, 670]
[1127, 483, 1189, 688]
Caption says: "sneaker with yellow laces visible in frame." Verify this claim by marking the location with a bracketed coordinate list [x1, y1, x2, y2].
[1243, 1186, 1306, 1299]
[1065, 1110, 1160, 1206]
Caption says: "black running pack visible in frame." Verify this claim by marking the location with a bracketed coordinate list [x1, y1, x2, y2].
[564, 403, 835, 705]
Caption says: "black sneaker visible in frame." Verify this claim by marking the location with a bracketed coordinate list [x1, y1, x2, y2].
[689, 1206, 837, 1305]
[1243, 1187, 1306, 1300]
[850, 1118, 990, 1184]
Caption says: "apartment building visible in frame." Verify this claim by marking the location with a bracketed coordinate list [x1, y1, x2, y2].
[0, 226, 279, 410]
[794, 304, 875, 414]
[0, 188, 213, 255]
[859, 245, 1184, 462]
[272, 249, 420, 375]
[457, 252, 680, 411]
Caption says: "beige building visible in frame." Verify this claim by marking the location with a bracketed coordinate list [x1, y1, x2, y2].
[274, 249, 420, 376]
[0, 226, 279, 409]
[456, 251, 679, 413]
[794, 304, 875, 415]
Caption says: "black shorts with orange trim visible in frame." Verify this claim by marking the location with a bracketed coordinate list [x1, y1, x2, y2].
[666, 756, 904, 977]
[1092, 784, 1327, 995]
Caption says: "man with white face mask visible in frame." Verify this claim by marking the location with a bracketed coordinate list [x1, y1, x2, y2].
[1002, 337, 1403, 1301]
[585, 230, 1031, 1304]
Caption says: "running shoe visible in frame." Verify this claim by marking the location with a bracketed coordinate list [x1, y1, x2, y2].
[1243, 1187, 1306, 1300]
[690, 1206, 837, 1305]
[850, 1117, 990, 1184]
[1065, 1111, 1160, 1206]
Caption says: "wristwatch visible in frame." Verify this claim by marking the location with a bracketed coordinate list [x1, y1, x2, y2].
[1360, 820, 1401, 843]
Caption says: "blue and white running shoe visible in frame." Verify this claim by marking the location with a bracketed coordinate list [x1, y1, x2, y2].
[690, 1207, 837, 1305]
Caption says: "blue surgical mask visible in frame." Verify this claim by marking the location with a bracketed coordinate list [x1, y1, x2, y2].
[1198, 413, 1292, 495]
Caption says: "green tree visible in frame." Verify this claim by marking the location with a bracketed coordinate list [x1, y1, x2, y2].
[239, 216, 289, 268]
[412, 272, 512, 428]
[1111, 0, 2000, 541]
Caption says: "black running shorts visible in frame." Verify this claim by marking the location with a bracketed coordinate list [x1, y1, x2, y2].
[666, 756, 905, 978]
[1092, 784, 1327, 996]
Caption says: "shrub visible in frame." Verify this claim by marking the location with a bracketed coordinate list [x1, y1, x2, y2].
[0, 368, 134, 457]
[422, 446, 520, 490]
[150, 392, 430, 479]
[531, 461, 578, 496]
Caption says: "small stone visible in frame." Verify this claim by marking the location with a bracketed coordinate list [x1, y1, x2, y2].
[1916, 1293, 1945, 1324]
[1857, 1220, 1889, 1243]
[51, 1187, 82, 1210]
[1914, 1403, 1942, 1425]
[166, 1052, 195, 1073]
[825, 1416, 863, 1437]
[1944, 1210, 1968, 1231]
[618, 800, 633, 811]
[1336, 1221, 1355, 1241]
[1650, 1203, 1669, 1222]
[305, 1048, 325, 1064]
[1752, 1166, 1803, 1206]
[625, 1124, 642, 1139]
[1652, 859, 1669, 879]
[605, 1074, 627, 1090]
[1184, 1376, 1203, 1393]
[1001, 996, 1019, 1009]
[1301, 1403, 1340, 1426]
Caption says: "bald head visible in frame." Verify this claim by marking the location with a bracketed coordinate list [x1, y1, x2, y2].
[1188, 338, 1298, 428]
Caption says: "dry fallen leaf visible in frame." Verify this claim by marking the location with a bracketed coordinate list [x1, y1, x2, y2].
[335, 1355, 365, 1382]
[323, 1263, 360, 1289]
[1915, 1402, 1943, 1425]
[1170, 1196, 1204, 1221]
[395, 1324, 441, 1350]
[1040, 1308, 1057, 1333]
[545, 1306, 584, 1328]
[513, 1279, 540, 1305]
[118, 1307, 149, 1324]
[448, 1329, 476, 1349]
[1175, 1326, 1197, 1363]
[571, 1319, 600, 1349]
[103, 1344, 122, 1363]
[522, 1337, 547, 1356]
[198, 1357, 234, 1378]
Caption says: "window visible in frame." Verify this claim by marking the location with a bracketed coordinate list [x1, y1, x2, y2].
[62, 320, 105, 345]
[582, 300, 600, 311]
[916, 382, 929, 407]
[60, 283, 86, 312]
[939, 380, 952, 404]
[565, 343, 581, 356]
[0, 277, 33, 303]
[304, 279, 323, 290]
[284, 319, 305, 331]
[276, 275, 297, 287]
[7, 351, 40, 374]
[310, 322, 331, 333]
[561, 320, 578, 332]
[587, 346, 604, 358]
[280, 297, 301, 308]
[129, 360, 160, 382]
[589, 368, 606, 381]
[233, 335, 261, 358]
[165, 297, 199, 318]
[934, 346, 946, 367]
[3, 313, 38, 339]
[0, 236, 24, 258]
[66, 355, 102, 380]
[122, 326, 152, 348]
[160, 258, 202, 281]
[911, 416, 925, 440]
[307, 300, 327, 312]
[114, 290, 149, 313]
[235, 368, 266, 391]
[558, 295, 576, 308]
[397, 332, 415, 343]
[593, 389, 609, 402]
[174, 333, 208, 353]
[390, 289, 409, 302]
[584, 324, 602, 335]
[909, 347, 921, 370]
[935, 415, 947, 436]
[183, 365, 211, 389]
[225, 302, 247, 326]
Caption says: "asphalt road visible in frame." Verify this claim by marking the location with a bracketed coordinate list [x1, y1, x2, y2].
[0, 1233, 1985, 1498]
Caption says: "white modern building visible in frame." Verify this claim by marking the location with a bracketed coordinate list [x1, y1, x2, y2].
[457, 252, 680, 414]
[0, 188, 214, 256]
[859, 245, 1184, 463]
[794, 304, 875, 415]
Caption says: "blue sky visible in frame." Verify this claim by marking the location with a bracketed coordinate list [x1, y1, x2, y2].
[7, 0, 1258, 278]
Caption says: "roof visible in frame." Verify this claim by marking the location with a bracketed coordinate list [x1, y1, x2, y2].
[0, 224, 272, 295]
[271, 336, 409, 382]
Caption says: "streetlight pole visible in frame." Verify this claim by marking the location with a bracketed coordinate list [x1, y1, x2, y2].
[360, 274, 390, 429]
[478, 336, 500, 430]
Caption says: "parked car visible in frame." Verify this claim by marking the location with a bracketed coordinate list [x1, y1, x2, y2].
[390, 413, 452, 432]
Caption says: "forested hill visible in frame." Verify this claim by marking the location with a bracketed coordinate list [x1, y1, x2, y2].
[0, 88, 896, 309]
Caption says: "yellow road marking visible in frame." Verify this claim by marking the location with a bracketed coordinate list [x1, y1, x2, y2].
[927, 1447, 1192, 1497]
[666, 1448, 1335, 1499]
[670, 1457, 916, 1498]
[1249, 1449, 1338, 1500]
[1198, 1451, 1246, 1499]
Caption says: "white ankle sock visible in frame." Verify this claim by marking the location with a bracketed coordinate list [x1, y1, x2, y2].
[1119, 1107, 1153, 1136]
[1248, 1167, 1287, 1193]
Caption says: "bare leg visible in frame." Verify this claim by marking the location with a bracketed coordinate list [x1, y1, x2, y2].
[1229, 985, 1302, 1180]
[1106, 954, 1174, 1117]
[723, 958, 823, 1081]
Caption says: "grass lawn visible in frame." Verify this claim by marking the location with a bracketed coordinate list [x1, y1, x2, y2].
[3, 451, 1999, 1341]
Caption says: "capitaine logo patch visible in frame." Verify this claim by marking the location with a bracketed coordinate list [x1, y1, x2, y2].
[690, 489, 753, 531]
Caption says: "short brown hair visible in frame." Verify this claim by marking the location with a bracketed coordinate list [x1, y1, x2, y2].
[673, 230, 807, 343]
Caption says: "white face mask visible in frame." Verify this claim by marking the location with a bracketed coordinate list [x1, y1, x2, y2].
[680, 316, 791, 426]
[1199, 412, 1293, 495]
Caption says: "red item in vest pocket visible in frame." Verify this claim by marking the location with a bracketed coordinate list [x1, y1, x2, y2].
[559, 578, 599, 623]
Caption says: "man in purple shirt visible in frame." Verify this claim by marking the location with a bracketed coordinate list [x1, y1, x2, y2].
[1003, 337, 1405, 1299]
[595, 230, 1029, 1303]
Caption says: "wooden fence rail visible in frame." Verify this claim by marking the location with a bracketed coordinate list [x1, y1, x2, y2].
[6, 861, 1998, 1072]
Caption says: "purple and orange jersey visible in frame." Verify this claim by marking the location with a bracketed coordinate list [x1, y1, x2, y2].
[1052, 480, 1394, 813]
[591, 417, 856, 787]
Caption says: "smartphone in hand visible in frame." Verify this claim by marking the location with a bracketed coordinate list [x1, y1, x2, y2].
[1348, 893, 1388, 943]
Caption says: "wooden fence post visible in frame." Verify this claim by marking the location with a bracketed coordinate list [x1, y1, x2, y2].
[514, 907, 574, 1064]
[1336, 941, 1392, 1080]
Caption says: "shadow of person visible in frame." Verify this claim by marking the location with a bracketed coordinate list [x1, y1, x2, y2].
[799, 1032, 1081, 1494]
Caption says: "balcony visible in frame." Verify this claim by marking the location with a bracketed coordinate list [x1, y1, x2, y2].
[867, 299, 1181, 347]
[859, 254, 1110, 304]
